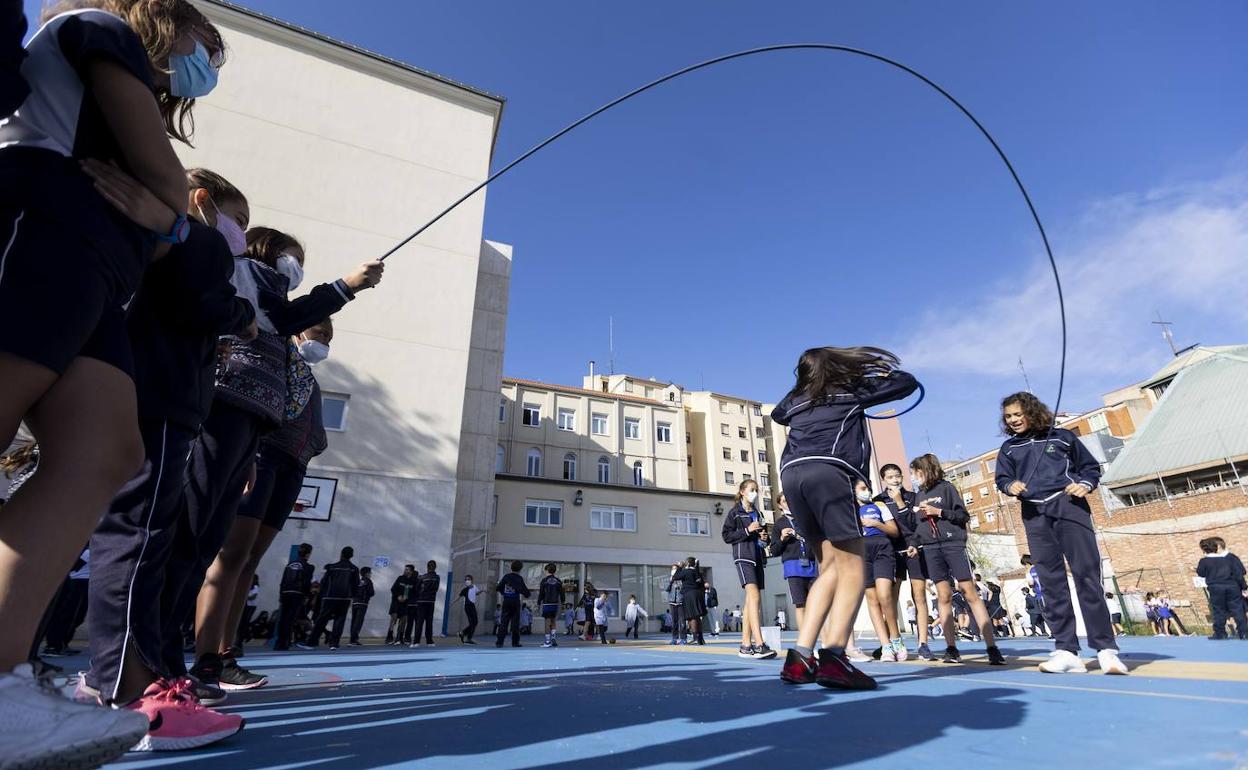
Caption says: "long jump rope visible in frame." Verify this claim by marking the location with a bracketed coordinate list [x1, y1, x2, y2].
[376, 44, 1066, 492]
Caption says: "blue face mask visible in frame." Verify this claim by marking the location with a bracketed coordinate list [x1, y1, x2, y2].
[169, 42, 218, 99]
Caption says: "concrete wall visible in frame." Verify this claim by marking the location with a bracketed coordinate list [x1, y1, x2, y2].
[180, 3, 504, 636]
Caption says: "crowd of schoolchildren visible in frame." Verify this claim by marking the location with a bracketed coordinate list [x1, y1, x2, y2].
[0, 1, 391, 765]
[0, 3, 1245, 768]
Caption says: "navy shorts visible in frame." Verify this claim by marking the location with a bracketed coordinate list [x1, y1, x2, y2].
[541, 604, 559, 619]
[906, 549, 929, 581]
[786, 576, 813, 608]
[736, 560, 765, 589]
[234, 444, 307, 531]
[863, 537, 899, 583]
[923, 542, 973, 583]
[781, 462, 860, 544]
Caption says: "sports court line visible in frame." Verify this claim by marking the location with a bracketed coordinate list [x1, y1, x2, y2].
[634, 643, 1248, 683]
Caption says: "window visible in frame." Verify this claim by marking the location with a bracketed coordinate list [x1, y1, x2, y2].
[321, 393, 349, 432]
[760, 473, 770, 487]
[498, 397, 506, 423]
[722, 448, 731, 460]
[623, 381, 633, 393]
[668, 392, 676, 402]
[563, 452, 577, 480]
[1088, 412, 1109, 433]
[591, 505, 637, 532]
[758, 450, 767, 463]
[687, 456, 693, 467]
[969, 515, 980, 529]
[522, 403, 541, 427]
[738, 427, 747, 439]
[624, 417, 640, 440]
[743, 473, 752, 481]
[763, 497, 773, 511]
[592, 413, 609, 435]
[985, 458, 997, 474]
[597, 456, 610, 484]
[656, 422, 672, 443]
[962, 492, 974, 505]
[740, 449, 749, 462]
[685, 432, 691, 444]
[645, 386, 655, 398]
[985, 510, 996, 523]
[525, 499, 562, 527]
[979, 486, 989, 498]
[725, 471, 735, 485]
[753, 405, 761, 416]
[557, 407, 576, 432]
[669, 512, 710, 537]
[719, 402, 730, 414]
[632, 461, 643, 486]
[496, 444, 505, 473]
[526, 448, 543, 477]
[720, 423, 730, 436]
[755, 427, 765, 439]
[739, 404, 746, 415]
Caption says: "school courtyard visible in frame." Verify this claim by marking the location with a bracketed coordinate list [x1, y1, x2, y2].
[78, 633, 1248, 770]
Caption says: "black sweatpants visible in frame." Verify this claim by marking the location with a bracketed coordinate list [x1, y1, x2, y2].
[44, 578, 88, 650]
[1021, 497, 1116, 654]
[461, 602, 478, 641]
[497, 602, 520, 645]
[350, 602, 369, 643]
[158, 402, 263, 675]
[85, 419, 196, 700]
[402, 605, 419, 643]
[1208, 583, 1248, 639]
[309, 598, 350, 647]
[413, 603, 435, 645]
[275, 593, 305, 650]
[669, 605, 684, 642]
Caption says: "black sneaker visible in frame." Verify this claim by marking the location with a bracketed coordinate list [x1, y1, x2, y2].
[737, 645, 757, 659]
[180, 674, 227, 706]
[870, 646, 883, 661]
[916, 643, 933, 661]
[942, 646, 962, 664]
[987, 646, 1006, 666]
[495, 640, 504, 648]
[753, 644, 777, 660]
[189, 652, 224, 685]
[227, 645, 244, 659]
[218, 659, 268, 691]
[348, 641, 362, 647]
[294, 642, 316, 651]
[464, 639, 477, 645]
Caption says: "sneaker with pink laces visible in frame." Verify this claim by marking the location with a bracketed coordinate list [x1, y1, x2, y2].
[126, 679, 244, 752]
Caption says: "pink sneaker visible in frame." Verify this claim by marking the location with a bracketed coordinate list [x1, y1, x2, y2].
[125, 679, 244, 752]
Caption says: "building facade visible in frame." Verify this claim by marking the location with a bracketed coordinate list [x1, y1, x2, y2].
[181, 1, 509, 636]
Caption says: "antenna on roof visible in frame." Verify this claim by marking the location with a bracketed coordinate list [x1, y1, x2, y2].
[609, 316, 615, 375]
[1152, 311, 1179, 356]
[1018, 357, 1033, 393]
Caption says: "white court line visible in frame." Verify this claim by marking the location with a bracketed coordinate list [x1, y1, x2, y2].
[966, 676, 1248, 706]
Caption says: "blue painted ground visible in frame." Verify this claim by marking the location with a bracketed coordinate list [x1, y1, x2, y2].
[77, 633, 1246, 769]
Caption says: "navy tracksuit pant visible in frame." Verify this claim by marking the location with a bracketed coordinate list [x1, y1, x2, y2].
[350, 601, 369, 643]
[1208, 583, 1248, 639]
[309, 598, 351, 647]
[1021, 495, 1116, 654]
[497, 602, 521, 645]
[159, 402, 263, 675]
[85, 419, 196, 702]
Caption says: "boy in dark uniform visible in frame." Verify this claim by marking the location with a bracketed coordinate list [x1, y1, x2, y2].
[537, 563, 565, 648]
[495, 561, 530, 647]
[411, 560, 440, 647]
[349, 567, 374, 646]
[1197, 537, 1248, 640]
[275, 544, 314, 650]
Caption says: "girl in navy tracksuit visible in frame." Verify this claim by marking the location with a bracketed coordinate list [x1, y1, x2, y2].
[772, 494, 817, 632]
[771, 346, 918, 689]
[996, 392, 1127, 675]
[162, 227, 383, 685]
[721, 479, 775, 659]
[908, 453, 1004, 665]
[875, 463, 934, 660]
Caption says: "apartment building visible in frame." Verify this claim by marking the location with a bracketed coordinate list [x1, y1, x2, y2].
[684, 391, 779, 510]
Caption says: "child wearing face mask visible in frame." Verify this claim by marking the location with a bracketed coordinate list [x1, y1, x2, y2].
[722, 479, 775, 659]
[162, 228, 382, 691]
[72, 166, 254, 748]
[0, 3, 229, 761]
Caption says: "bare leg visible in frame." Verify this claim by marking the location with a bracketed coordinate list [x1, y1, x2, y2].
[910, 579, 930, 645]
[743, 584, 764, 647]
[864, 586, 890, 647]
[935, 581, 957, 646]
[221, 524, 280, 655]
[796, 538, 865, 652]
[0, 357, 143, 669]
[958, 581, 997, 644]
[877, 578, 900, 641]
[195, 515, 262, 659]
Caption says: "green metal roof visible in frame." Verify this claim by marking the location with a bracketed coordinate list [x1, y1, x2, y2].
[1102, 345, 1248, 486]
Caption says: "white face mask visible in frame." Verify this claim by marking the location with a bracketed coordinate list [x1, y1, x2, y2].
[856, 490, 873, 503]
[745, 490, 758, 504]
[277, 254, 304, 291]
[298, 339, 330, 365]
[911, 474, 922, 489]
[885, 479, 902, 489]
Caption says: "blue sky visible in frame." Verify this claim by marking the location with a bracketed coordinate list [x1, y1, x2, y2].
[26, 1, 1248, 458]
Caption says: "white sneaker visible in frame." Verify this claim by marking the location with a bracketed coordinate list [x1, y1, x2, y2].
[1097, 649, 1129, 675]
[894, 643, 909, 662]
[1039, 650, 1087, 673]
[845, 648, 872, 663]
[0, 663, 149, 770]
[878, 646, 898, 662]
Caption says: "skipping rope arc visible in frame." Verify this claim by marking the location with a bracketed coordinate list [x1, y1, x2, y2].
[377, 44, 1068, 437]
